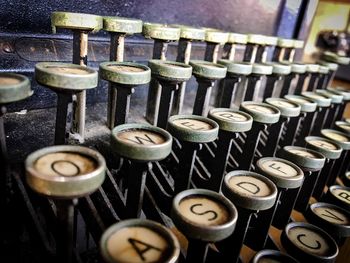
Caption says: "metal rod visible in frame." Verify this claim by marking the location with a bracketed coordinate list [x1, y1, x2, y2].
[263, 117, 288, 156]
[157, 81, 177, 129]
[219, 75, 241, 108]
[294, 73, 308, 95]
[306, 73, 318, 92]
[192, 78, 215, 116]
[107, 33, 125, 129]
[243, 75, 261, 102]
[312, 159, 335, 200]
[281, 113, 306, 147]
[280, 73, 295, 97]
[186, 239, 208, 263]
[294, 170, 320, 212]
[114, 84, 134, 126]
[204, 43, 220, 63]
[263, 75, 280, 100]
[54, 93, 72, 145]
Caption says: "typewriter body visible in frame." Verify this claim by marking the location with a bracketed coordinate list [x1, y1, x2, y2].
[1, 0, 350, 263]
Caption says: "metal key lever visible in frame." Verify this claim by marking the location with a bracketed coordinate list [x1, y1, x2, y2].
[172, 189, 237, 263]
[111, 123, 172, 219]
[263, 63, 291, 100]
[222, 33, 248, 61]
[244, 157, 304, 251]
[51, 12, 102, 142]
[213, 171, 277, 263]
[25, 145, 106, 263]
[203, 29, 228, 63]
[103, 16, 143, 129]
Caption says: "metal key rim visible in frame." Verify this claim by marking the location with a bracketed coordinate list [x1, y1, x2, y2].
[305, 136, 342, 160]
[189, 60, 227, 80]
[0, 73, 33, 104]
[111, 123, 173, 161]
[240, 101, 281, 124]
[171, 188, 238, 242]
[315, 90, 343, 104]
[100, 218, 180, 263]
[222, 170, 278, 211]
[99, 61, 151, 85]
[148, 60, 192, 82]
[217, 60, 253, 75]
[256, 157, 304, 189]
[284, 95, 317, 113]
[208, 108, 253, 132]
[102, 16, 143, 33]
[143, 22, 180, 40]
[251, 249, 299, 263]
[25, 145, 106, 199]
[321, 129, 350, 150]
[265, 98, 301, 117]
[301, 92, 332, 107]
[167, 114, 219, 143]
[280, 146, 325, 171]
[281, 222, 339, 262]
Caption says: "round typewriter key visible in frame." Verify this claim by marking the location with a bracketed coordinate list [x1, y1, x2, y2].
[283, 95, 317, 147]
[263, 98, 301, 156]
[103, 16, 143, 129]
[111, 123, 172, 218]
[245, 158, 304, 250]
[0, 73, 32, 104]
[144, 23, 181, 125]
[216, 60, 252, 108]
[172, 26, 205, 115]
[281, 222, 338, 262]
[100, 62, 151, 125]
[100, 219, 180, 263]
[279, 146, 325, 212]
[305, 202, 350, 244]
[239, 101, 280, 170]
[148, 60, 192, 128]
[167, 115, 219, 193]
[325, 185, 350, 211]
[250, 249, 299, 263]
[26, 145, 106, 263]
[201, 109, 253, 191]
[305, 136, 342, 200]
[216, 170, 277, 262]
[51, 12, 102, 142]
[204, 29, 228, 63]
[243, 63, 273, 102]
[321, 129, 350, 186]
[189, 60, 227, 116]
[35, 62, 98, 144]
[171, 189, 237, 263]
[263, 63, 291, 100]
[321, 51, 350, 65]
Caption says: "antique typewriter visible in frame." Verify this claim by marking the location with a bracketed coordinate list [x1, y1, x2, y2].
[2, 2, 350, 263]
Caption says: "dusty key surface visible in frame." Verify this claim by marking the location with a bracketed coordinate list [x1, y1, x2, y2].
[100, 219, 180, 263]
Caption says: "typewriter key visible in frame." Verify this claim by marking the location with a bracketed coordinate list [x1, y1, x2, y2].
[144, 23, 181, 125]
[35, 62, 98, 144]
[257, 36, 278, 63]
[334, 121, 350, 135]
[203, 29, 229, 63]
[239, 101, 280, 170]
[0, 73, 32, 204]
[172, 26, 205, 115]
[148, 60, 192, 128]
[281, 222, 338, 262]
[321, 129, 350, 186]
[25, 145, 106, 263]
[316, 90, 343, 129]
[223, 33, 248, 61]
[305, 64, 320, 92]
[189, 60, 227, 116]
[171, 189, 237, 263]
[51, 12, 102, 142]
[325, 185, 350, 211]
[243, 34, 266, 63]
[319, 61, 338, 89]
[279, 146, 325, 212]
[167, 115, 219, 193]
[216, 170, 277, 263]
[305, 202, 350, 245]
[245, 157, 304, 249]
[250, 249, 299, 263]
[263, 63, 291, 99]
[305, 136, 342, 200]
[263, 98, 301, 156]
[300, 91, 332, 138]
[103, 16, 143, 129]
[243, 63, 273, 102]
[321, 51, 350, 65]
[216, 61, 252, 108]
[100, 219, 180, 263]
[111, 123, 172, 218]
[283, 95, 317, 147]
[99, 62, 151, 126]
[204, 109, 253, 191]
[273, 38, 295, 62]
